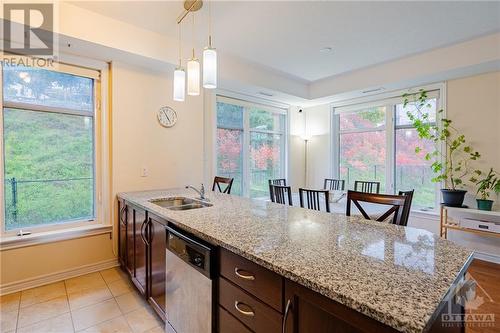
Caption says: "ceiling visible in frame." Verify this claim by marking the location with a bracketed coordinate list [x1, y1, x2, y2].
[71, 1, 500, 82]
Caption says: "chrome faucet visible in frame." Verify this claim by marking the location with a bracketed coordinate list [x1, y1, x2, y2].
[185, 183, 207, 201]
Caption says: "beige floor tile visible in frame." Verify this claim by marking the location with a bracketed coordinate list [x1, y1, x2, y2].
[107, 279, 134, 297]
[65, 273, 106, 294]
[124, 307, 161, 333]
[68, 285, 113, 311]
[115, 292, 147, 314]
[20, 281, 67, 308]
[16, 312, 74, 333]
[71, 298, 121, 331]
[0, 292, 20, 313]
[81, 316, 133, 333]
[99, 268, 126, 285]
[0, 309, 18, 332]
[144, 327, 163, 333]
[17, 295, 70, 328]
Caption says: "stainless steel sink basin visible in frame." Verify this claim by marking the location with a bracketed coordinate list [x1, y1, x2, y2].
[149, 197, 212, 211]
[168, 203, 211, 211]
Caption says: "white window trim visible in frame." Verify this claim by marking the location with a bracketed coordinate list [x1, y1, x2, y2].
[0, 54, 111, 245]
[214, 93, 289, 198]
[331, 83, 446, 213]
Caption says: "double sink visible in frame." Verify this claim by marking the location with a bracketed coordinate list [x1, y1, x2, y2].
[149, 197, 212, 211]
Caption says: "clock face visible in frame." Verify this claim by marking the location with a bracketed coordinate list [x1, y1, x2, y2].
[157, 106, 177, 128]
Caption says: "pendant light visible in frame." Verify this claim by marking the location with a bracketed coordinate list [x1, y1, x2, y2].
[187, 14, 200, 96]
[173, 24, 186, 101]
[203, 0, 217, 89]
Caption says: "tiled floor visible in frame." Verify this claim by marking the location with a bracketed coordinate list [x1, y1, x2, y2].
[0, 267, 163, 333]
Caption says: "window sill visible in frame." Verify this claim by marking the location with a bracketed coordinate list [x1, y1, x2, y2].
[410, 209, 439, 219]
[0, 224, 112, 251]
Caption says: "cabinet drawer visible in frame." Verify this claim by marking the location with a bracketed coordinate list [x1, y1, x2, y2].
[219, 278, 282, 333]
[220, 249, 282, 311]
[219, 306, 252, 333]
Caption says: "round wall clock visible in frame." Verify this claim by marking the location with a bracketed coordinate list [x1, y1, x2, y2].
[157, 106, 177, 128]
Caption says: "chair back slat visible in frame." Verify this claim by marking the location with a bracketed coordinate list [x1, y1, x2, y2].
[354, 180, 380, 194]
[346, 190, 407, 225]
[398, 190, 414, 226]
[299, 188, 330, 212]
[269, 179, 287, 186]
[212, 176, 234, 194]
[324, 179, 345, 191]
[269, 184, 293, 206]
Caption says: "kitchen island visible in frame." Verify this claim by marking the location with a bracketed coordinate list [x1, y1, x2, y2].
[117, 188, 474, 333]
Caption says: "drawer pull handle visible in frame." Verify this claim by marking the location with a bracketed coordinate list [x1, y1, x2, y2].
[234, 268, 255, 281]
[234, 301, 255, 317]
[282, 299, 292, 333]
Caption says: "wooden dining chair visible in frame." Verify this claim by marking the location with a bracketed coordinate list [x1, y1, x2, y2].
[346, 190, 408, 226]
[324, 179, 345, 191]
[269, 184, 293, 206]
[398, 190, 414, 227]
[212, 176, 234, 194]
[268, 178, 287, 186]
[299, 188, 330, 212]
[354, 180, 380, 194]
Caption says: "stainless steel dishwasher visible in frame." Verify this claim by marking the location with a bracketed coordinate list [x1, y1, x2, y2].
[165, 226, 214, 333]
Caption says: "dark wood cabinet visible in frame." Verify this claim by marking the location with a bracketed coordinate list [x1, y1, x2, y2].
[118, 200, 167, 320]
[220, 249, 283, 312]
[125, 204, 135, 276]
[148, 213, 167, 321]
[118, 200, 148, 297]
[283, 280, 400, 333]
[132, 206, 148, 295]
[118, 200, 128, 269]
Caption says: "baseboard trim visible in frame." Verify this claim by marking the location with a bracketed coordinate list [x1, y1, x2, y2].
[473, 251, 500, 264]
[0, 258, 119, 296]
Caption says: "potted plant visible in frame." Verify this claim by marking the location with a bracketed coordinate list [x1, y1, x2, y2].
[403, 90, 481, 207]
[470, 168, 500, 211]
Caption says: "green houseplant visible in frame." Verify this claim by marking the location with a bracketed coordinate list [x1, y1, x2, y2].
[470, 168, 500, 211]
[402, 89, 481, 207]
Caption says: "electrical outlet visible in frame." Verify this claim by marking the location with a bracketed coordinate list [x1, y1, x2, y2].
[141, 167, 148, 177]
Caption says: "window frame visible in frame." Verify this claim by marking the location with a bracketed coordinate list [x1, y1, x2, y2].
[331, 83, 445, 213]
[337, 105, 390, 193]
[0, 56, 108, 236]
[215, 95, 289, 198]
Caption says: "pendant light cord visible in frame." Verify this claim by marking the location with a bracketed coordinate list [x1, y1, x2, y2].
[178, 23, 182, 67]
[208, 0, 212, 47]
[191, 12, 195, 59]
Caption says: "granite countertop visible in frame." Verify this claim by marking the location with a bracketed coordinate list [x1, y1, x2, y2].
[118, 188, 474, 333]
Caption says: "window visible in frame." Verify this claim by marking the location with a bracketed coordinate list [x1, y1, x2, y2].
[216, 96, 287, 198]
[339, 107, 387, 193]
[2, 63, 100, 233]
[394, 99, 437, 211]
[334, 89, 440, 211]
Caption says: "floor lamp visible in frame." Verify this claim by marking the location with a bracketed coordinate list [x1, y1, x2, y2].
[302, 135, 312, 187]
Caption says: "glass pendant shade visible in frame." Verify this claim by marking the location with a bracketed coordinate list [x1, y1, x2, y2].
[203, 47, 217, 89]
[187, 58, 200, 96]
[173, 67, 186, 102]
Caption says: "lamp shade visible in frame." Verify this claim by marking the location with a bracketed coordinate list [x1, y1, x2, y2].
[203, 47, 217, 89]
[187, 58, 200, 96]
[173, 68, 186, 102]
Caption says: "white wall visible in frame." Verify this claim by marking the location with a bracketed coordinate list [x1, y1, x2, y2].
[112, 62, 204, 194]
